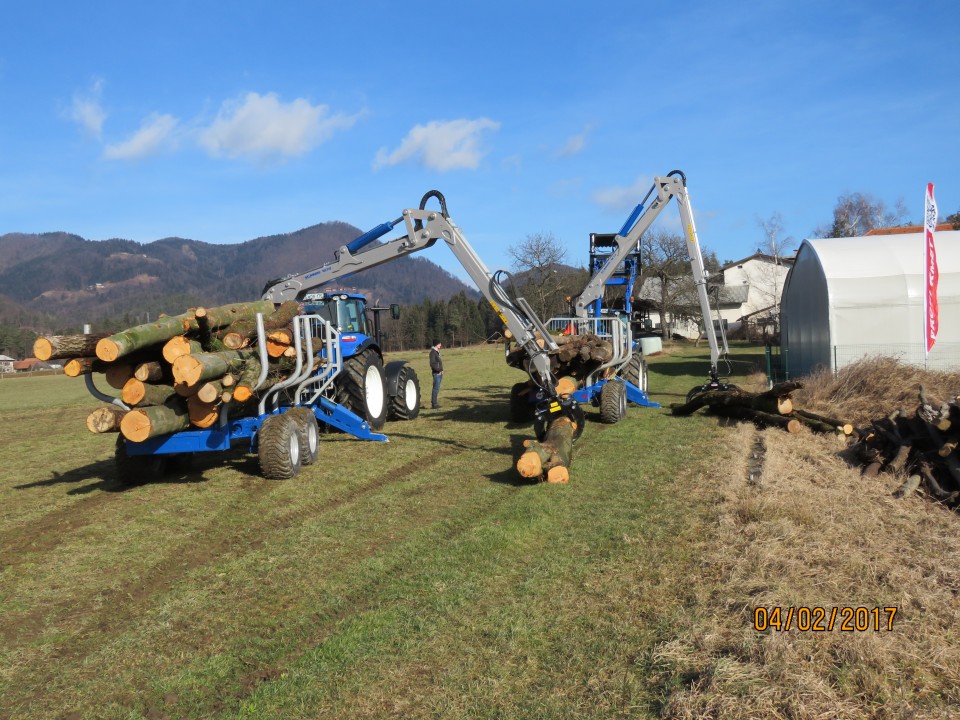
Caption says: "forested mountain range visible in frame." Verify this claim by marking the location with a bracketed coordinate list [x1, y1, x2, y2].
[0, 222, 476, 335]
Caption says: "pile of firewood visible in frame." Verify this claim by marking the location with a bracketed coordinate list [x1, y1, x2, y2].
[851, 386, 960, 507]
[34, 300, 305, 443]
[670, 381, 856, 436]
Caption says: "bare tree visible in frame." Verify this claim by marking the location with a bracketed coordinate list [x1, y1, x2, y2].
[755, 212, 797, 325]
[507, 232, 571, 318]
[814, 192, 910, 238]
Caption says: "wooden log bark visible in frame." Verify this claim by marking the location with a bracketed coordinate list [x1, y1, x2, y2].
[222, 300, 301, 350]
[266, 328, 295, 358]
[793, 409, 854, 435]
[121, 378, 177, 408]
[63, 357, 102, 377]
[516, 415, 577, 483]
[34, 333, 110, 361]
[104, 363, 135, 390]
[120, 399, 190, 442]
[86, 405, 127, 433]
[713, 406, 801, 433]
[672, 388, 795, 417]
[196, 380, 224, 404]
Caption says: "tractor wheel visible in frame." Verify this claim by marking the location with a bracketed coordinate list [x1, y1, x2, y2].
[285, 407, 320, 465]
[114, 437, 167, 486]
[388, 364, 421, 420]
[258, 414, 302, 480]
[622, 354, 648, 394]
[509, 382, 535, 423]
[335, 349, 388, 430]
[599, 381, 627, 424]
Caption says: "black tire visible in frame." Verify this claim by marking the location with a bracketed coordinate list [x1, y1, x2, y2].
[258, 414, 302, 479]
[388, 364, 421, 421]
[509, 382, 535, 423]
[534, 404, 586, 443]
[335, 349, 388, 430]
[114, 437, 167, 486]
[599, 381, 627, 424]
[622, 354, 648, 394]
[285, 407, 320, 465]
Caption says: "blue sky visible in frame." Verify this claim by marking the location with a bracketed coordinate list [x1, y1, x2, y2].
[1, 0, 958, 283]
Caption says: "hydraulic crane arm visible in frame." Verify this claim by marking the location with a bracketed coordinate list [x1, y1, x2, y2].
[573, 170, 727, 375]
[262, 191, 561, 396]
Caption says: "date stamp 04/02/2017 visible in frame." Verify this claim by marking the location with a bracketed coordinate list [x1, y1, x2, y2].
[753, 606, 899, 632]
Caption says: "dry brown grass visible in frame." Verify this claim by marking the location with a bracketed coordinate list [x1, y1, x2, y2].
[651, 358, 960, 719]
[794, 357, 960, 426]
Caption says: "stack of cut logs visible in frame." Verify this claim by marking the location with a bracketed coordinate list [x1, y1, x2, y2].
[852, 386, 960, 508]
[33, 300, 306, 443]
[671, 381, 856, 437]
[505, 332, 614, 382]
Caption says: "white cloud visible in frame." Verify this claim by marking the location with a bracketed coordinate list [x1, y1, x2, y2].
[374, 118, 500, 172]
[198, 92, 358, 160]
[592, 176, 653, 211]
[70, 78, 106, 138]
[103, 113, 179, 160]
[555, 125, 592, 158]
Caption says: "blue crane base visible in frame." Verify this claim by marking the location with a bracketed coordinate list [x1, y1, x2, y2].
[123, 398, 388, 457]
[571, 380, 661, 408]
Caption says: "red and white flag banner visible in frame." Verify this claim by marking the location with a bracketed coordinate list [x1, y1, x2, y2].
[924, 182, 939, 355]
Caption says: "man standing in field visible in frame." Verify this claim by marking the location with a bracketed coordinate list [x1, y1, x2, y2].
[429, 340, 443, 409]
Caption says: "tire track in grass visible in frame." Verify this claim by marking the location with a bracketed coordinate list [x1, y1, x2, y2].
[3, 444, 476, 698]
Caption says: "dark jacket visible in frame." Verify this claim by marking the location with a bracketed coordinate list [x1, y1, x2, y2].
[429, 346, 443, 374]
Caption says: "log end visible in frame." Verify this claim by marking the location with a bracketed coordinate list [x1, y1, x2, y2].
[172, 354, 203, 387]
[121, 378, 146, 406]
[546, 466, 569, 484]
[786, 418, 802, 434]
[96, 338, 121, 362]
[120, 410, 152, 443]
[33, 337, 54, 362]
[516, 451, 543, 479]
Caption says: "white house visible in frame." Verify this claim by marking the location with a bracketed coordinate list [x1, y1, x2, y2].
[0, 354, 15, 373]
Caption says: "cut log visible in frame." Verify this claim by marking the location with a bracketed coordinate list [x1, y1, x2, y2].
[793, 409, 854, 435]
[121, 378, 177, 408]
[120, 399, 190, 442]
[195, 300, 274, 331]
[516, 415, 577, 482]
[174, 379, 199, 397]
[672, 387, 796, 417]
[104, 363, 135, 390]
[187, 396, 220, 428]
[134, 361, 165, 383]
[556, 376, 578, 397]
[172, 350, 255, 388]
[222, 300, 301, 350]
[196, 380, 223, 404]
[86, 405, 127, 434]
[34, 333, 110, 361]
[266, 328, 295, 358]
[221, 373, 236, 388]
[162, 337, 202, 364]
[712, 406, 801, 433]
[63, 357, 101, 377]
[97, 311, 199, 362]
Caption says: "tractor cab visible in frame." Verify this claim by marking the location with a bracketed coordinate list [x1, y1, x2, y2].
[302, 292, 371, 336]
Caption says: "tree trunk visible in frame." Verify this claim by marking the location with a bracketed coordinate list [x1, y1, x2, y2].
[187, 396, 220, 428]
[34, 333, 110, 361]
[516, 415, 577, 483]
[104, 363, 135, 390]
[86, 405, 127, 433]
[172, 349, 255, 388]
[63, 357, 102, 377]
[134, 361, 165, 383]
[97, 311, 199, 361]
[196, 380, 224, 404]
[120, 399, 190, 442]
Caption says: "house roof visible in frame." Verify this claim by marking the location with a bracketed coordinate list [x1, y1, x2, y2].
[0, 354, 15, 362]
[721, 252, 795, 270]
[12, 357, 46, 370]
[865, 223, 956, 236]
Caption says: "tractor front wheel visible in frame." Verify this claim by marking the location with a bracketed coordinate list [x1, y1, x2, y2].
[336, 349, 388, 430]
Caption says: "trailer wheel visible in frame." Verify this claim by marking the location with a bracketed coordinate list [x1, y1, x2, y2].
[258, 414, 302, 479]
[114, 437, 167, 486]
[285, 407, 320, 465]
[623, 354, 648, 394]
[599, 381, 627, 424]
[388, 364, 421, 420]
[336, 349, 388, 430]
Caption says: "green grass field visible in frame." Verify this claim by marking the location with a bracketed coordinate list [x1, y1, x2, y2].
[1, 343, 957, 719]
